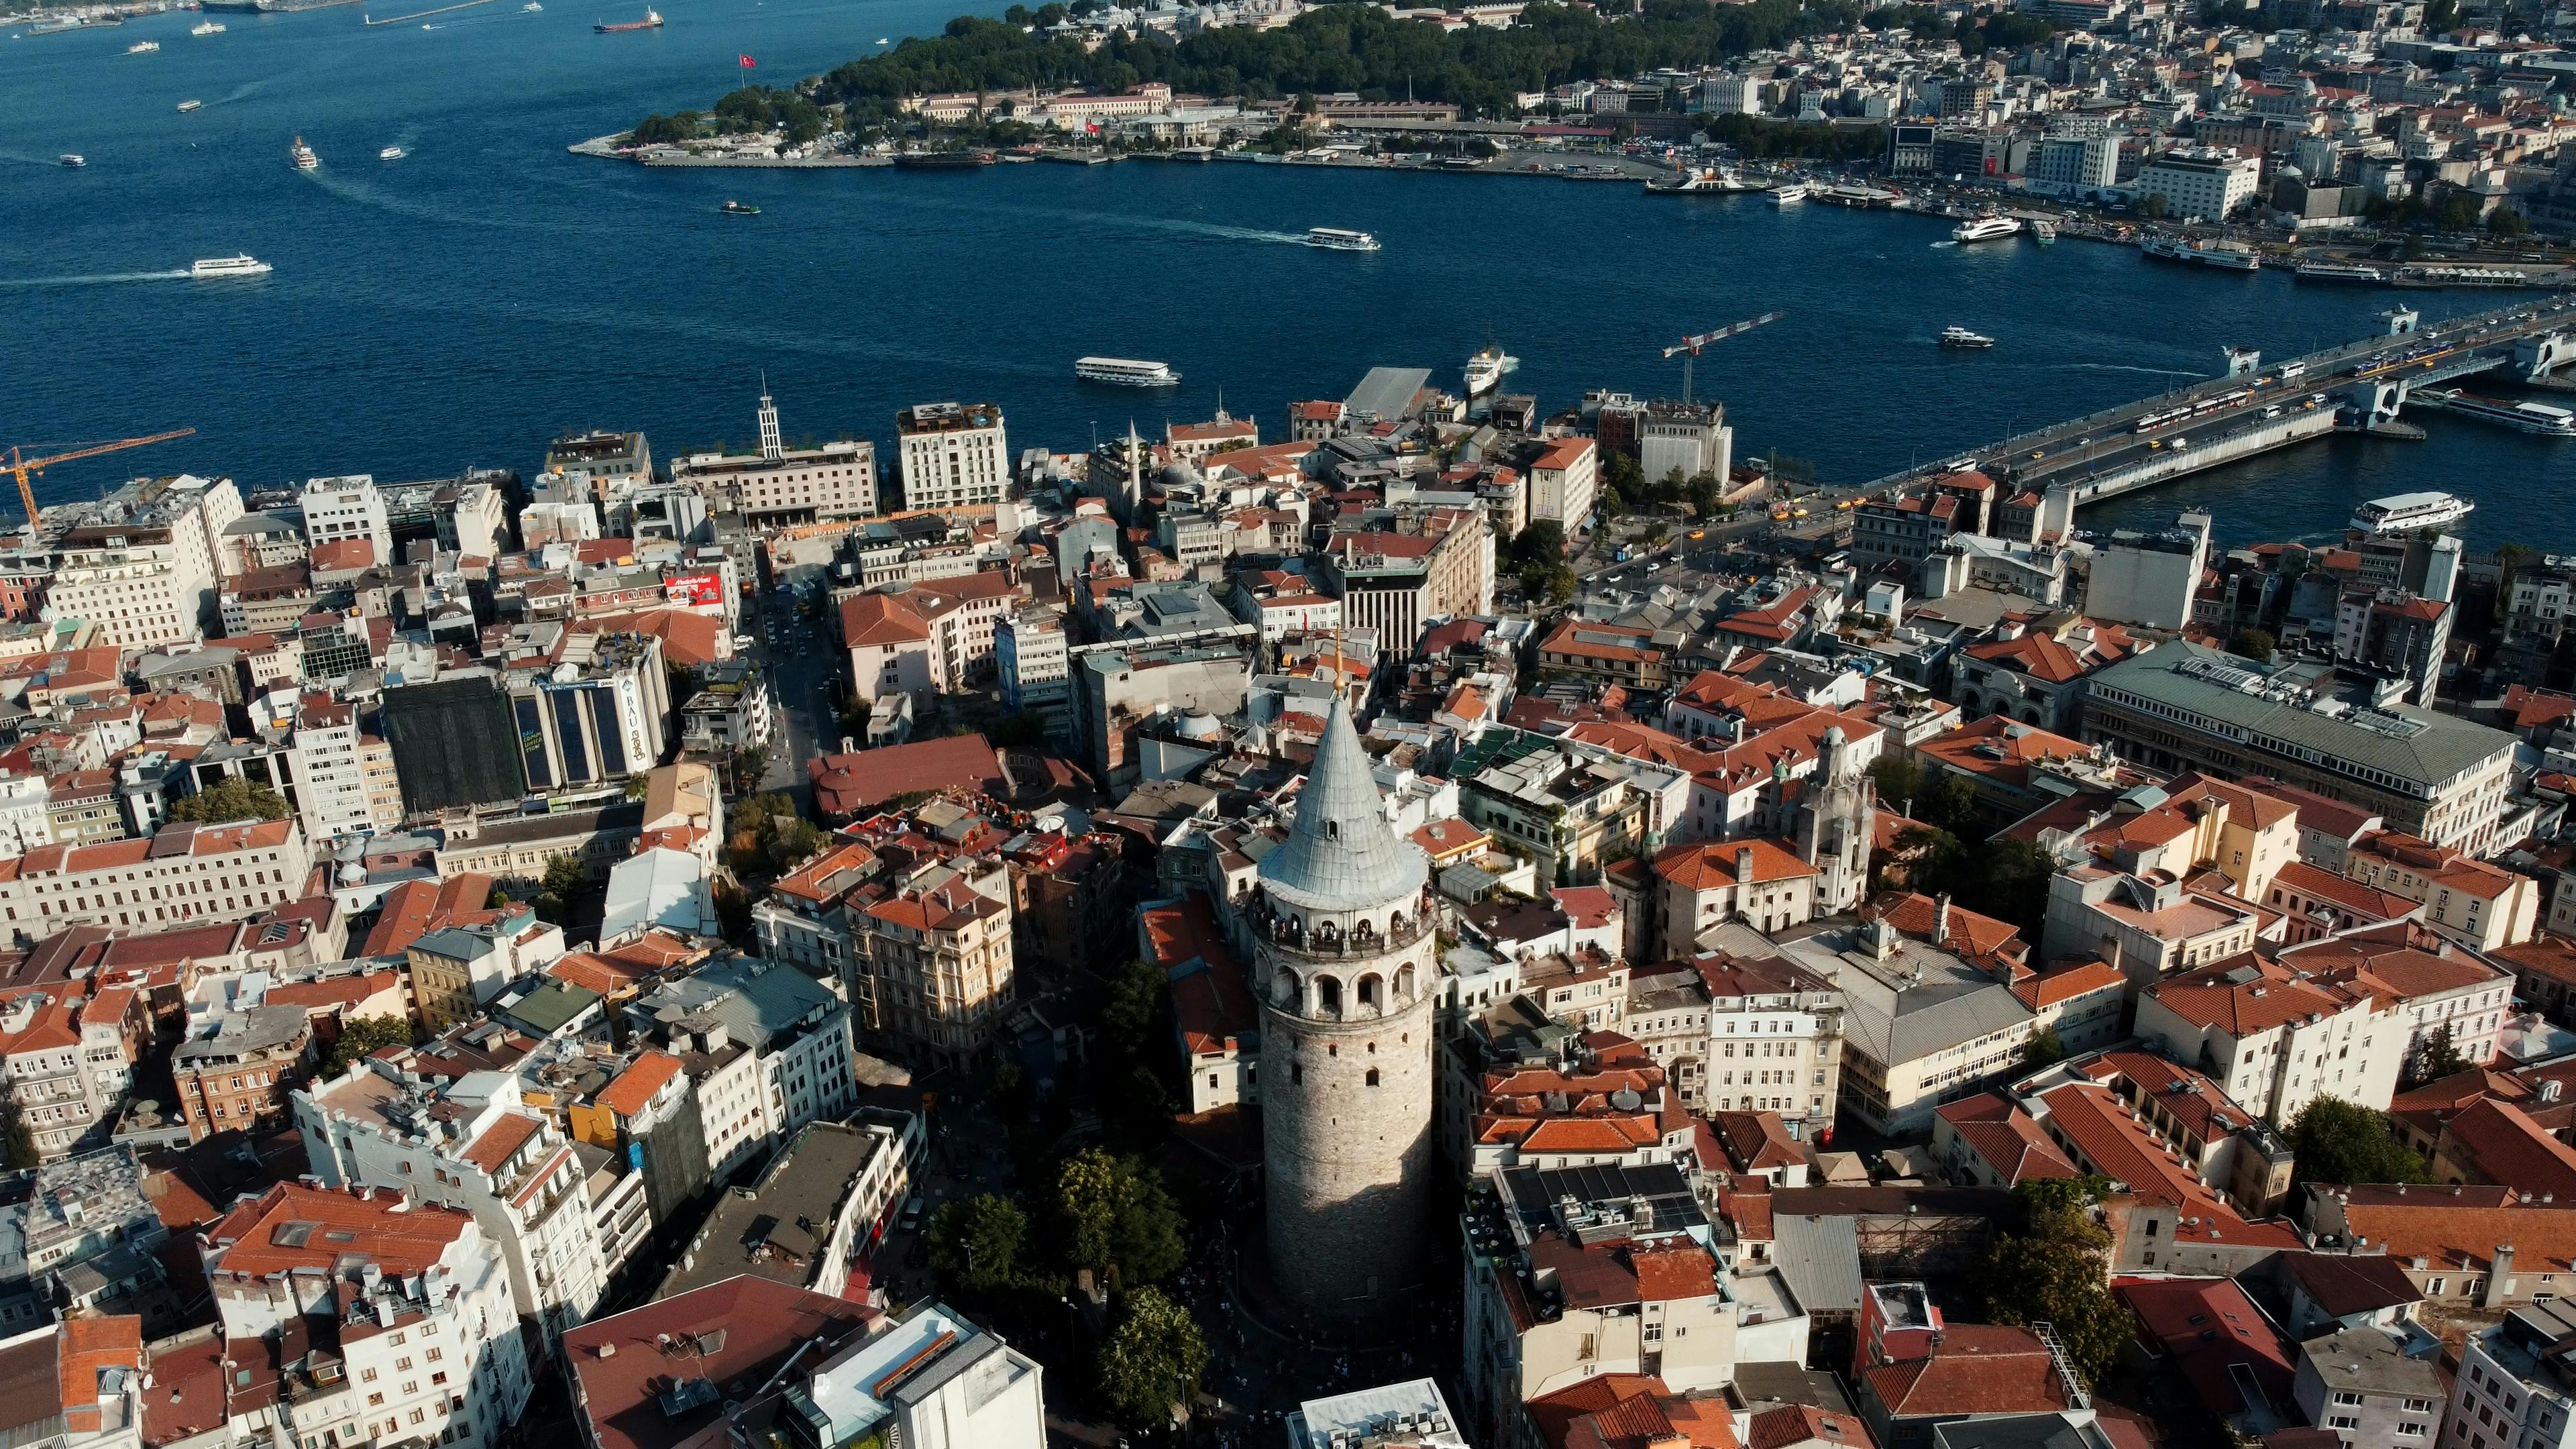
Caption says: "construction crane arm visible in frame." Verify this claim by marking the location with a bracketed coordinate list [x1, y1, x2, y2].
[1662, 311, 1784, 358]
[3, 429, 196, 529]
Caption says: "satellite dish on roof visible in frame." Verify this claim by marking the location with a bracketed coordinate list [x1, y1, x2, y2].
[1610, 1088, 1643, 1112]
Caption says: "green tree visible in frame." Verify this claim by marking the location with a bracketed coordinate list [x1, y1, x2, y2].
[2489, 208, 2533, 238]
[2228, 627, 2276, 663]
[1095, 1286, 1208, 1427]
[2025, 1024, 2068, 1069]
[168, 777, 291, 825]
[1867, 755, 1923, 812]
[321, 1016, 413, 1077]
[1509, 519, 1567, 567]
[927, 1193, 1035, 1297]
[0, 1103, 36, 1171]
[2141, 193, 2169, 220]
[2436, 191, 2481, 231]
[1094, 957, 1179, 1142]
[1051, 1148, 1188, 1289]
[1970, 1178, 2129, 1385]
[2408, 1022, 2469, 1087]
[533, 853, 588, 925]
[2288, 1097, 2429, 1188]
[1519, 560, 1578, 605]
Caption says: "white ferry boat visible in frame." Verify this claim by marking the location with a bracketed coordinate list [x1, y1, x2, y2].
[59, 154, 85, 168]
[176, 99, 202, 112]
[1768, 182, 1811, 207]
[1464, 345, 1519, 395]
[2031, 219, 2056, 244]
[380, 146, 405, 160]
[2143, 235, 2261, 270]
[2420, 389, 2576, 436]
[2350, 490, 2475, 535]
[1305, 227, 1380, 252]
[290, 136, 318, 169]
[2295, 261, 2384, 284]
[191, 19, 225, 33]
[1074, 356, 1181, 386]
[1938, 326, 1996, 350]
[1644, 167, 1758, 195]
[127, 39, 158, 52]
[190, 254, 272, 278]
[1951, 215, 2022, 244]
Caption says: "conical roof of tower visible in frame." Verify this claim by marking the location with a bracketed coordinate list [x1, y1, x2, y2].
[1258, 698, 1428, 912]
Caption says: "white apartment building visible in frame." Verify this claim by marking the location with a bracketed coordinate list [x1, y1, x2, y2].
[997, 604, 1071, 729]
[790, 1301, 1047, 1449]
[625, 956, 858, 1183]
[2133, 955, 2404, 1124]
[203, 1181, 533, 1449]
[896, 402, 1010, 511]
[2136, 148, 2263, 220]
[671, 391, 878, 525]
[44, 474, 241, 649]
[297, 1063, 612, 1338]
[0, 772, 49, 858]
[2450, 1303, 2576, 1449]
[1637, 400, 1733, 487]
[1527, 437, 1598, 529]
[1696, 952, 1845, 1137]
[290, 699, 384, 845]
[301, 474, 396, 568]
[0, 818, 312, 943]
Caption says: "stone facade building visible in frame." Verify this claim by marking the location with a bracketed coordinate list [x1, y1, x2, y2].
[1254, 699, 1439, 1316]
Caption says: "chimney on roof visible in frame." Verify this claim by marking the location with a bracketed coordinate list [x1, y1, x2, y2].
[1869, 915, 1896, 963]
[2486, 1244, 2517, 1309]
[1735, 847, 1756, 883]
[1934, 893, 1952, 943]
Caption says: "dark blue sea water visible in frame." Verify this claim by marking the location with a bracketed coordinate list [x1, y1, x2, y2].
[7, 0, 2574, 550]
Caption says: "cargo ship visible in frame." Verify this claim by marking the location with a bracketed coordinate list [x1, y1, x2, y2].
[593, 8, 661, 30]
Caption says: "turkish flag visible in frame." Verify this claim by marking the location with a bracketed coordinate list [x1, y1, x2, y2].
[739, 53, 755, 67]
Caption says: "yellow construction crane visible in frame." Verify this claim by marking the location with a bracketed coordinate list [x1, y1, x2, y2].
[1, 430, 197, 531]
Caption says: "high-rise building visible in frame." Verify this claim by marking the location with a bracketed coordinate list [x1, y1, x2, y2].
[896, 402, 1010, 511]
[1255, 698, 1438, 1315]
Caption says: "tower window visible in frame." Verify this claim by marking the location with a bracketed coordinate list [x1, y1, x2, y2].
[1326, 820, 1339, 840]
[1366, 1069, 1381, 1087]
[1292, 1063, 1303, 1085]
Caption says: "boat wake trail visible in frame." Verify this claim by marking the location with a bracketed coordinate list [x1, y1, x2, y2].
[2063, 362, 2202, 379]
[1929, 239, 1958, 249]
[0, 270, 191, 288]
[890, 192, 1308, 246]
[303, 168, 581, 233]
[0, 150, 71, 168]
[217, 78, 270, 104]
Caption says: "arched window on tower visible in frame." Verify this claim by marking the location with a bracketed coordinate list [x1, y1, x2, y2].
[1317, 975, 1342, 1019]
[1357, 974, 1382, 1014]
[1366, 1068, 1381, 1087]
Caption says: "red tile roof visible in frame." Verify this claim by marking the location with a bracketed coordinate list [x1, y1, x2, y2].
[205, 1182, 471, 1279]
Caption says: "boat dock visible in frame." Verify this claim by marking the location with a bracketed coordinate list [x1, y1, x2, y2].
[1860, 294, 2576, 515]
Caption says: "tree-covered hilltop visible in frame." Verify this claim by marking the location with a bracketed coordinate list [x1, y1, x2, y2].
[806, 0, 1867, 121]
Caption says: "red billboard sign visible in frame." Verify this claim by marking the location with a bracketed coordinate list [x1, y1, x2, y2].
[665, 571, 724, 606]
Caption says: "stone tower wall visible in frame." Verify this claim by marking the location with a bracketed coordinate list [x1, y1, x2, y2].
[1259, 925, 1440, 1316]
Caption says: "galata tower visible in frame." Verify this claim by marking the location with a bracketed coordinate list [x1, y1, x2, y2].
[1252, 696, 1438, 1316]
